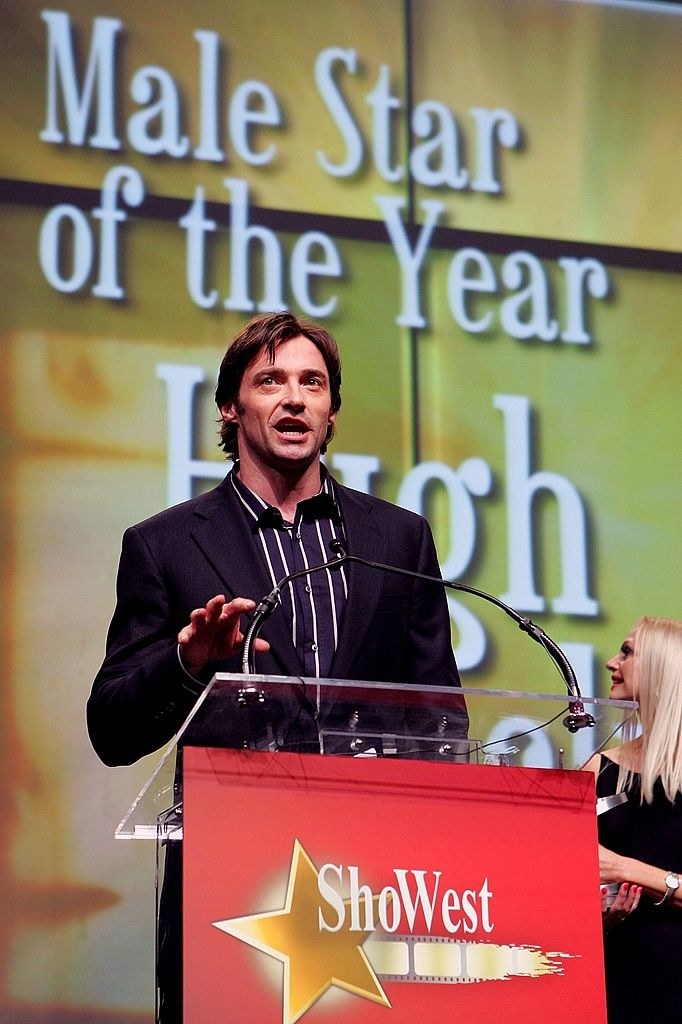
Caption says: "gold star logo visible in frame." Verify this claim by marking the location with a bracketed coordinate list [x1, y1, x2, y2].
[213, 839, 391, 1024]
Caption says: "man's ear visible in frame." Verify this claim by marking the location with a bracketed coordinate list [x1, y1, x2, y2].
[220, 403, 238, 424]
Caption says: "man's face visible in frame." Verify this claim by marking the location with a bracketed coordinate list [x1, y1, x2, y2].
[221, 335, 336, 477]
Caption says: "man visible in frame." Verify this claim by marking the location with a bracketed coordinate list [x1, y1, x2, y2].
[87, 311, 461, 1023]
[87, 311, 460, 767]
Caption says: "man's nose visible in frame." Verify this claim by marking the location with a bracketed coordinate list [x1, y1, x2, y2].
[282, 381, 305, 407]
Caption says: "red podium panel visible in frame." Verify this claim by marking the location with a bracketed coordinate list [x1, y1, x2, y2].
[183, 746, 606, 1024]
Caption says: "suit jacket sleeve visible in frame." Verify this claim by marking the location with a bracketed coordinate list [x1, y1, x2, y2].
[87, 522, 207, 766]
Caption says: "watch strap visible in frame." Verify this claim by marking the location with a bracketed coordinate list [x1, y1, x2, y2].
[653, 871, 679, 906]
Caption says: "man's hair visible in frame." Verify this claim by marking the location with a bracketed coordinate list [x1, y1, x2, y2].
[619, 616, 682, 804]
[215, 311, 342, 459]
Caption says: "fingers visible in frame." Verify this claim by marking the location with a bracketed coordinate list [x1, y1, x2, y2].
[177, 595, 271, 678]
[601, 882, 642, 930]
[611, 882, 642, 914]
[178, 595, 225, 642]
[196, 594, 247, 628]
[217, 596, 258, 620]
[180, 596, 255, 637]
[621, 883, 642, 913]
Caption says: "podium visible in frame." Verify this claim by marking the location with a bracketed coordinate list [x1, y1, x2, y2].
[116, 675, 637, 1024]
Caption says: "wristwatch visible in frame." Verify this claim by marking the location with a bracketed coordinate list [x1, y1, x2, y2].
[653, 871, 680, 906]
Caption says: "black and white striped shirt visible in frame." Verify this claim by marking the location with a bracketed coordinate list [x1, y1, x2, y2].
[230, 469, 348, 677]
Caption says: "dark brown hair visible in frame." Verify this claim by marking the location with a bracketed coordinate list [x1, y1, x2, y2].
[215, 311, 342, 459]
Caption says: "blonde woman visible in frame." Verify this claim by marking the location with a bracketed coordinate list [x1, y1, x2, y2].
[586, 617, 682, 1023]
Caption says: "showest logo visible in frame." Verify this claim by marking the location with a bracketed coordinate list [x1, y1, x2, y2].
[318, 863, 494, 935]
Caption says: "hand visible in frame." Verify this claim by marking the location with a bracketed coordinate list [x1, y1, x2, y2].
[601, 882, 641, 931]
[177, 595, 270, 676]
[598, 843, 628, 883]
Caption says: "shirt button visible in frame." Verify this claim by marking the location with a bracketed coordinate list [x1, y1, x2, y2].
[311, 643, 318, 652]
[305, 585, 312, 593]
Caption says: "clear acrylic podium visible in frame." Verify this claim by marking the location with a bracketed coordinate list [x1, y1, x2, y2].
[116, 674, 637, 1024]
[115, 673, 638, 841]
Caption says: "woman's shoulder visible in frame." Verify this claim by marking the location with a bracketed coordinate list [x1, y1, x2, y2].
[594, 739, 642, 769]
[584, 747, 623, 776]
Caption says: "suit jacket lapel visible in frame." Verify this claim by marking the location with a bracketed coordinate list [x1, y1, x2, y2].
[189, 476, 302, 676]
[330, 485, 387, 680]
[186, 476, 393, 681]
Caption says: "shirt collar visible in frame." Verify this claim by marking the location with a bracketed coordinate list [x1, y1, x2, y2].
[230, 466, 342, 530]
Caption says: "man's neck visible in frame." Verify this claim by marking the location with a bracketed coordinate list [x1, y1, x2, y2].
[236, 459, 324, 522]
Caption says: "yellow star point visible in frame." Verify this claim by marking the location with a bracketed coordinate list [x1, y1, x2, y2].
[213, 839, 390, 1024]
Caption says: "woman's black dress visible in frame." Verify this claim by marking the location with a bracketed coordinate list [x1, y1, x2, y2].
[597, 754, 682, 1024]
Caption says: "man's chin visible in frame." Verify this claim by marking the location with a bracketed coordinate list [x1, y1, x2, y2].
[270, 446, 319, 471]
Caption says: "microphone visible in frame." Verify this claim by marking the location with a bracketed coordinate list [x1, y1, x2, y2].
[241, 545, 346, 673]
[320, 541, 594, 733]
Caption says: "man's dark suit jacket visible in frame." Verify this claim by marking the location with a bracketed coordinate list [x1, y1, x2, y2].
[87, 472, 460, 767]
[87, 470, 462, 1024]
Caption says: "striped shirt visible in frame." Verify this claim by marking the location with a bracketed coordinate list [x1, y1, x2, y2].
[230, 469, 348, 677]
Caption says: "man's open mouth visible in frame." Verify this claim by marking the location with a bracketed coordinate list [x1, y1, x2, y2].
[275, 421, 308, 435]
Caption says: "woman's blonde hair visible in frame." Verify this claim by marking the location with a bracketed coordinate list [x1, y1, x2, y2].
[621, 616, 682, 803]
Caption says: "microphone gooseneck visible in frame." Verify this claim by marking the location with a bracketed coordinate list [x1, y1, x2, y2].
[245, 539, 593, 733]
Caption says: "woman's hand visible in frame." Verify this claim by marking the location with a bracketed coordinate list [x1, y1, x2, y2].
[601, 882, 642, 931]
[598, 843, 628, 883]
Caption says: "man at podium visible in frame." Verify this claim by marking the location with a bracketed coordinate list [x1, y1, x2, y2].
[88, 311, 460, 765]
[87, 311, 461, 1022]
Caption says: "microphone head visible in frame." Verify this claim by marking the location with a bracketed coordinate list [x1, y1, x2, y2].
[329, 539, 346, 558]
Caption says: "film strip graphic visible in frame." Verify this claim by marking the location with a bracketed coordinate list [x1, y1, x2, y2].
[364, 934, 572, 984]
